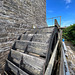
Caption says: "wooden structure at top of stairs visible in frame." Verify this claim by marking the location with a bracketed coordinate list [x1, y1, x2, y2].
[4, 19, 70, 75]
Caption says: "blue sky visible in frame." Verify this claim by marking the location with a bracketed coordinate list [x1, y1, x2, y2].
[46, 0, 75, 27]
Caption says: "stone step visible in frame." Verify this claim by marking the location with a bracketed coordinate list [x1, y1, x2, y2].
[14, 40, 48, 56]
[5, 59, 29, 75]
[32, 34, 51, 43]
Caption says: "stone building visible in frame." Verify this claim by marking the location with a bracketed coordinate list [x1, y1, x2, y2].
[0, 0, 47, 74]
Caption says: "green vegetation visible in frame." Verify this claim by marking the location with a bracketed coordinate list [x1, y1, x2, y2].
[63, 24, 75, 45]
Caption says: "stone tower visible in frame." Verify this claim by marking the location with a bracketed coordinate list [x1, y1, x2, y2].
[0, 0, 47, 74]
[0, 0, 47, 28]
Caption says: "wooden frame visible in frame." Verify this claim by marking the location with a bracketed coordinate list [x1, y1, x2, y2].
[45, 40, 59, 75]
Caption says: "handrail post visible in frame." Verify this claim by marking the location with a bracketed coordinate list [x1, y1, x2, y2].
[60, 16, 61, 27]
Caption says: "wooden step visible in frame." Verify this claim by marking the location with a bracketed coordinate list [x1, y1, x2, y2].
[5, 59, 29, 75]
[4, 26, 59, 75]
[21, 34, 34, 41]
[9, 49, 23, 65]
[7, 50, 45, 75]
[14, 40, 30, 52]
[32, 34, 51, 43]
[21, 34, 51, 43]
[27, 41, 48, 56]
[22, 53, 45, 75]
[14, 40, 48, 56]
[26, 29, 37, 34]
[37, 27, 55, 33]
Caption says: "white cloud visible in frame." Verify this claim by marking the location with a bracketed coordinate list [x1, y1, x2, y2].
[66, 5, 69, 8]
[64, 0, 71, 4]
[64, 0, 72, 9]
[62, 20, 75, 27]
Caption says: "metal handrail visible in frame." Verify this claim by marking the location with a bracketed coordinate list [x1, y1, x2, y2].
[59, 41, 70, 75]
[46, 16, 61, 27]
[62, 41, 70, 75]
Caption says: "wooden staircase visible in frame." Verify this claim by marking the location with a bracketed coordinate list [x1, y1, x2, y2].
[4, 26, 59, 75]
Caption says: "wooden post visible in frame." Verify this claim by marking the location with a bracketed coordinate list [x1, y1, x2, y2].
[45, 40, 59, 75]
[59, 29, 65, 75]
[60, 16, 61, 27]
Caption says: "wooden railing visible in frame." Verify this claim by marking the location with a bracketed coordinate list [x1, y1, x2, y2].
[45, 28, 70, 75]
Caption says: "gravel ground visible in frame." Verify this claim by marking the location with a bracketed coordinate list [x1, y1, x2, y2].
[65, 41, 75, 75]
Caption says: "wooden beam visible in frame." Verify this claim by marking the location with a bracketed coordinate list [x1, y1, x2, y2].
[22, 53, 45, 75]
[6, 59, 29, 75]
[10, 49, 22, 65]
[45, 40, 59, 75]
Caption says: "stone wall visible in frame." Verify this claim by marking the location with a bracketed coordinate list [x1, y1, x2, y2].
[0, 0, 47, 73]
[0, 50, 10, 74]
[0, 0, 47, 28]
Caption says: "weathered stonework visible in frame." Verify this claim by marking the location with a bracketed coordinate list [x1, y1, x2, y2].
[0, 0, 47, 28]
[0, 50, 10, 74]
[0, 0, 47, 73]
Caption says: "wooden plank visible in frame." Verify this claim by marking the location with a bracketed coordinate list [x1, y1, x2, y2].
[59, 29, 64, 75]
[26, 29, 37, 34]
[10, 49, 46, 75]
[22, 53, 45, 75]
[38, 27, 54, 33]
[11, 49, 22, 65]
[32, 34, 51, 43]
[27, 41, 49, 56]
[4, 71, 8, 75]
[15, 40, 30, 51]
[45, 40, 59, 75]
[7, 59, 19, 75]
[45, 27, 58, 69]
[21, 34, 33, 41]
[6, 59, 29, 75]
[42, 27, 55, 32]
[27, 44, 48, 56]
[59, 47, 64, 75]
[15, 40, 48, 56]
[28, 46, 47, 56]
